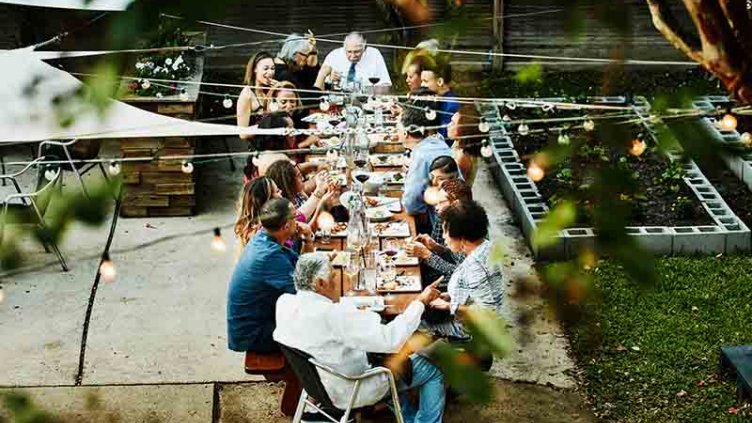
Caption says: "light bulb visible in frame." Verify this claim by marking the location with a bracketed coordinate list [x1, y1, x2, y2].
[211, 227, 227, 253]
[629, 138, 647, 156]
[155, 92, 163, 99]
[506, 102, 517, 110]
[222, 96, 233, 109]
[557, 133, 570, 145]
[542, 103, 555, 112]
[181, 161, 194, 174]
[424, 186, 444, 205]
[502, 114, 511, 122]
[320, 98, 331, 112]
[108, 161, 121, 176]
[99, 253, 116, 282]
[527, 161, 545, 182]
[480, 143, 493, 158]
[518, 123, 530, 136]
[268, 100, 280, 112]
[424, 107, 436, 120]
[44, 168, 58, 181]
[179, 88, 189, 101]
[741, 132, 752, 145]
[478, 121, 490, 133]
[583, 119, 595, 131]
[0, 287, 4, 303]
[141, 79, 151, 90]
[719, 113, 738, 131]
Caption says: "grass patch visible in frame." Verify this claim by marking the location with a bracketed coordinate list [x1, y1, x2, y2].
[565, 256, 752, 422]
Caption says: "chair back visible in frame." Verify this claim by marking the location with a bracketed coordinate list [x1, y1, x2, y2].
[279, 344, 339, 411]
[39, 140, 100, 171]
[32, 156, 62, 218]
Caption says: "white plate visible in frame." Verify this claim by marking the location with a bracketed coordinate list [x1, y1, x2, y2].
[339, 296, 385, 312]
[377, 276, 421, 293]
[378, 251, 419, 266]
[365, 206, 392, 222]
[370, 221, 411, 237]
[370, 154, 406, 167]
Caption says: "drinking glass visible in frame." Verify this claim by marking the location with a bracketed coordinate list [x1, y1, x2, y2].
[345, 253, 361, 290]
[380, 259, 396, 285]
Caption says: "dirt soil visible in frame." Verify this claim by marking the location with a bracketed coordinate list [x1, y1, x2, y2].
[217, 380, 596, 423]
[504, 111, 712, 227]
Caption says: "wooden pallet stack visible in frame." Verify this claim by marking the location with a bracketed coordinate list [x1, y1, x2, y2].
[119, 104, 197, 218]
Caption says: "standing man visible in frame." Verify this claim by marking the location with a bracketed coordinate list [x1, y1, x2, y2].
[315, 32, 392, 93]
[420, 56, 459, 140]
[227, 198, 315, 354]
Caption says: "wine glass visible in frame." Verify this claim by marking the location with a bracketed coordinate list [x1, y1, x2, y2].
[368, 73, 381, 99]
[344, 252, 362, 291]
[383, 238, 400, 261]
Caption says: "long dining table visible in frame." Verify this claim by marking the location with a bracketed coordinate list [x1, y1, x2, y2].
[304, 148, 421, 317]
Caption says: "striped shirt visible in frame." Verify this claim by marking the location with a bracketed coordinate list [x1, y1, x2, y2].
[447, 240, 504, 315]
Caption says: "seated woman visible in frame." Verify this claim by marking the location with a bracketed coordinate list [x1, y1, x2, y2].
[274, 32, 320, 92]
[243, 151, 325, 196]
[422, 200, 503, 347]
[268, 81, 319, 151]
[265, 159, 336, 226]
[253, 112, 295, 152]
[448, 104, 483, 187]
[237, 51, 276, 141]
[407, 178, 473, 284]
[234, 176, 282, 247]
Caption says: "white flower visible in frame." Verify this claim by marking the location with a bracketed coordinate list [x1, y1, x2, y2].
[146, 61, 155, 69]
[135, 62, 144, 70]
[155, 92, 163, 98]
[165, 58, 173, 66]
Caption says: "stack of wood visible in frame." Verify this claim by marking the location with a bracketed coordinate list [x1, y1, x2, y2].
[120, 103, 196, 217]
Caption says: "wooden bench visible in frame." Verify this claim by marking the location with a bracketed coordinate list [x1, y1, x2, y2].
[721, 345, 752, 402]
[245, 351, 301, 416]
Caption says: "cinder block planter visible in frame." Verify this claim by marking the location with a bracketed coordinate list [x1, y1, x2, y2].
[477, 98, 751, 260]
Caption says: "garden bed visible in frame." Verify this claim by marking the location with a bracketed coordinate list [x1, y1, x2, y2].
[508, 125, 713, 228]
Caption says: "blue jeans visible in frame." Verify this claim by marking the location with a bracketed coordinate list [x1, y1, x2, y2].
[398, 354, 445, 423]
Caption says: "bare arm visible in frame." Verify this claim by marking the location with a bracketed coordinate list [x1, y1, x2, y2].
[236, 88, 255, 141]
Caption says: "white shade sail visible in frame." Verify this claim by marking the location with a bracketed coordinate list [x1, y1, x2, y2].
[0, 0, 132, 11]
[0, 48, 280, 143]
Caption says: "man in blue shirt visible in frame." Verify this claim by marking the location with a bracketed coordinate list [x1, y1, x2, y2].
[420, 56, 460, 142]
[400, 89, 453, 233]
[227, 198, 315, 353]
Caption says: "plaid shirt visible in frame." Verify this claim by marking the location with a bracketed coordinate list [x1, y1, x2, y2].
[447, 240, 504, 315]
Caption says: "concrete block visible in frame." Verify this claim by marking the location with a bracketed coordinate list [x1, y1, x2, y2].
[625, 226, 673, 254]
[563, 228, 596, 258]
[671, 226, 726, 255]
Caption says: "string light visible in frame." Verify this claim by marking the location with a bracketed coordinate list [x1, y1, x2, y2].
[629, 138, 647, 156]
[44, 168, 59, 181]
[719, 112, 738, 131]
[141, 79, 151, 90]
[211, 227, 227, 252]
[320, 98, 331, 112]
[741, 132, 752, 146]
[155, 92, 163, 99]
[527, 161, 545, 182]
[480, 140, 493, 158]
[178, 88, 189, 101]
[222, 95, 233, 109]
[268, 100, 280, 112]
[557, 131, 570, 145]
[108, 161, 121, 176]
[99, 253, 116, 282]
[506, 102, 517, 110]
[424, 107, 437, 120]
[478, 120, 490, 133]
[181, 161, 194, 174]
[542, 103, 555, 112]
[518, 123, 530, 136]
[316, 211, 336, 232]
[0, 286, 4, 304]
[502, 114, 511, 122]
[583, 118, 595, 131]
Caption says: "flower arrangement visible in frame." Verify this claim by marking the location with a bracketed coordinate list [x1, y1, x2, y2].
[128, 23, 195, 98]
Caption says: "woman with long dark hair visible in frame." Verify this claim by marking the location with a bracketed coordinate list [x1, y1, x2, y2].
[237, 51, 276, 140]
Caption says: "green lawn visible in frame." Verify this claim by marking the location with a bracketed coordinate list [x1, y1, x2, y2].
[565, 256, 752, 422]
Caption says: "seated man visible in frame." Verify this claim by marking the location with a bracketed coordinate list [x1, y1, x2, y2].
[227, 198, 315, 353]
[274, 253, 445, 422]
[400, 89, 453, 232]
[315, 32, 392, 93]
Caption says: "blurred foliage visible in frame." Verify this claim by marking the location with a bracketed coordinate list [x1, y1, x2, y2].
[2, 391, 57, 423]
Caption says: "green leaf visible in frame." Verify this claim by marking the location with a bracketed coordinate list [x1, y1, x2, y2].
[464, 306, 514, 358]
[431, 342, 493, 403]
[533, 200, 576, 248]
[514, 63, 543, 85]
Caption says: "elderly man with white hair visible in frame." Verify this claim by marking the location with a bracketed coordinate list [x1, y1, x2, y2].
[315, 32, 392, 93]
[274, 253, 446, 423]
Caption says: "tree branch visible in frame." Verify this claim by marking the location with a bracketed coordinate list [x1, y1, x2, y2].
[646, 0, 704, 62]
[717, 0, 752, 58]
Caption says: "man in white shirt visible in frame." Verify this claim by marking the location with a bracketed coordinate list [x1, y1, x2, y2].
[315, 32, 392, 93]
[274, 253, 445, 423]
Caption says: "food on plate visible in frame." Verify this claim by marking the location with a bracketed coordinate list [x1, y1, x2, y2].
[365, 197, 380, 207]
[381, 281, 398, 290]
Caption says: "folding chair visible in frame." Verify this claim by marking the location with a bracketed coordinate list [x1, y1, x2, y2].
[0, 156, 68, 271]
[279, 344, 404, 423]
[37, 139, 108, 198]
